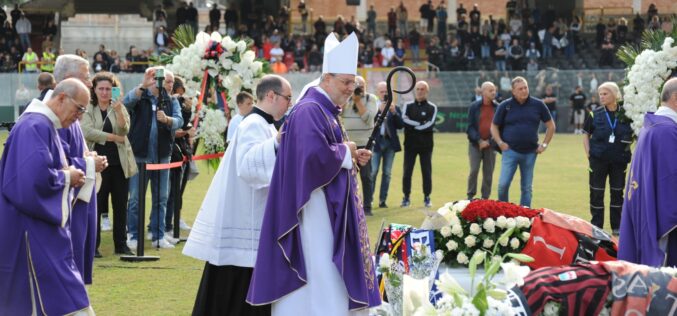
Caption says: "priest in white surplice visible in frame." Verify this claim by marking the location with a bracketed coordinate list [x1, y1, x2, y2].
[183, 75, 292, 316]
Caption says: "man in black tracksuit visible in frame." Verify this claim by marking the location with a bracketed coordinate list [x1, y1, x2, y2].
[401, 81, 437, 208]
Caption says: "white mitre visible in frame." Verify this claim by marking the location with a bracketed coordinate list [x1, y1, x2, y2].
[296, 32, 360, 103]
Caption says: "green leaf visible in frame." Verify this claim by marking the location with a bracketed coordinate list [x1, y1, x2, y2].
[452, 293, 463, 307]
[172, 24, 197, 49]
[472, 285, 489, 315]
[506, 253, 534, 263]
[469, 251, 485, 280]
[488, 289, 508, 301]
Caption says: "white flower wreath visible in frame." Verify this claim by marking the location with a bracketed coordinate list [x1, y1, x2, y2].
[622, 37, 677, 136]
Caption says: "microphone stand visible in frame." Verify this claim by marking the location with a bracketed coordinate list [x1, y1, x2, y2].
[365, 66, 416, 151]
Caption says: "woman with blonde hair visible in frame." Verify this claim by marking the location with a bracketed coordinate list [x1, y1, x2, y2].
[81, 72, 138, 256]
[582, 81, 633, 236]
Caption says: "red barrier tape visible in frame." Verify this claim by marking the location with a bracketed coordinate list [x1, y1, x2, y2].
[145, 152, 225, 170]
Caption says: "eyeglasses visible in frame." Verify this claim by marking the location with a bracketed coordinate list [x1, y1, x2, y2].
[274, 91, 292, 102]
[67, 96, 88, 114]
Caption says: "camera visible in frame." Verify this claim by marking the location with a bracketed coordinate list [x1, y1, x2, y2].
[0, 121, 15, 131]
[354, 86, 363, 96]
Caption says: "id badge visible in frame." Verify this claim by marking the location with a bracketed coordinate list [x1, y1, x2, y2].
[152, 104, 157, 111]
[608, 134, 615, 143]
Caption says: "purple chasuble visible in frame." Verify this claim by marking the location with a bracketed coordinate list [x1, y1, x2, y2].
[247, 87, 381, 310]
[59, 120, 97, 284]
[619, 113, 677, 266]
[0, 112, 90, 315]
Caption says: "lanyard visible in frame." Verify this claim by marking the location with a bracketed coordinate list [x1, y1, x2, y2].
[605, 110, 617, 134]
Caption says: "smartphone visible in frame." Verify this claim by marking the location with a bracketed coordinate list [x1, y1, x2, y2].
[111, 87, 121, 101]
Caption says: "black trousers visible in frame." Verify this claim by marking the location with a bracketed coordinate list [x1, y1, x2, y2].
[96, 164, 129, 252]
[589, 157, 627, 230]
[166, 161, 191, 232]
[402, 146, 433, 198]
[357, 146, 373, 212]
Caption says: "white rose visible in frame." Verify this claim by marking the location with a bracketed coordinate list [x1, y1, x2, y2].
[482, 238, 494, 248]
[521, 232, 531, 241]
[499, 236, 509, 247]
[483, 218, 496, 233]
[510, 237, 520, 249]
[469, 223, 482, 235]
[456, 252, 469, 265]
[236, 41, 247, 53]
[516, 216, 530, 228]
[440, 226, 452, 238]
[379, 253, 390, 270]
[496, 216, 507, 229]
[501, 261, 530, 287]
[446, 240, 458, 251]
[464, 235, 477, 248]
[452, 200, 471, 213]
[221, 36, 237, 52]
[435, 250, 444, 261]
[451, 224, 463, 237]
[506, 218, 517, 229]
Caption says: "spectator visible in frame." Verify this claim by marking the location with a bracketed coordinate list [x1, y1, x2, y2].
[648, 15, 660, 31]
[596, 18, 607, 47]
[153, 15, 168, 33]
[340, 76, 378, 215]
[224, 4, 238, 33]
[209, 4, 221, 30]
[3, 21, 14, 44]
[154, 26, 170, 55]
[587, 95, 601, 112]
[154, 4, 167, 21]
[426, 36, 443, 70]
[9, 4, 20, 30]
[409, 27, 421, 65]
[599, 32, 615, 67]
[401, 81, 437, 208]
[506, 0, 517, 18]
[307, 44, 322, 72]
[386, 7, 397, 38]
[419, 0, 433, 33]
[226, 91, 254, 144]
[92, 54, 107, 73]
[379, 40, 395, 67]
[526, 58, 538, 74]
[647, 3, 658, 22]
[367, 5, 377, 36]
[334, 15, 346, 36]
[525, 42, 540, 62]
[508, 38, 524, 70]
[542, 26, 553, 58]
[43, 19, 57, 39]
[15, 13, 31, 51]
[270, 57, 288, 74]
[123, 67, 183, 249]
[469, 4, 481, 28]
[269, 42, 284, 61]
[541, 85, 558, 126]
[371, 81, 404, 209]
[41, 46, 55, 72]
[456, 3, 467, 21]
[491, 76, 555, 207]
[93, 44, 111, 69]
[494, 39, 507, 71]
[617, 18, 629, 44]
[21, 47, 38, 73]
[632, 14, 644, 40]
[425, 0, 436, 33]
[570, 85, 587, 134]
[0, 53, 16, 72]
[176, 1, 188, 27]
[509, 13, 522, 36]
[397, 2, 408, 34]
[582, 82, 632, 236]
[436, 4, 448, 42]
[466, 82, 498, 200]
[0, 6, 5, 27]
[186, 2, 198, 33]
[81, 72, 136, 257]
[359, 43, 374, 68]
[314, 15, 326, 35]
[445, 39, 464, 70]
[291, 40, 306, 70]
[298, 0, 309, 34]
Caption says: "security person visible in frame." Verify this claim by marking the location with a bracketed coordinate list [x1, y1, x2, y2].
[582, 81, 632, 236]
[401, 80, 437, 208]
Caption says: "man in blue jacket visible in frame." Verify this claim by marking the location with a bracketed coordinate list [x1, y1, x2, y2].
[371, 81, 404, 208]
[466, 82, 498, 200]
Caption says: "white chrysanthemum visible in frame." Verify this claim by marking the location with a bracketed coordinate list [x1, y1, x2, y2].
[483, 218, 496, 233]
[446, 240, 458, 251]
[469, 223, 482, 235]
[464, 235, 477, 248]
[440, 226, 453, 238]
[456, 252, 469, 265]
[510, 237, 520, 249]
[496, 216, 507, 229]
[483, 238, 494, 248]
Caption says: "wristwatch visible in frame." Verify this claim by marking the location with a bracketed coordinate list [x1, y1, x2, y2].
[138, 85, 147, 93]
[541, 143, 548, 148]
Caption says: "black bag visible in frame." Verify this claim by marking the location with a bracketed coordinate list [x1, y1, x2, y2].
[491, 103, 511, 154]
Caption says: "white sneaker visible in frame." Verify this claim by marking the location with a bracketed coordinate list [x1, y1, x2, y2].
[126, 239, 138, 250]
[146, 232, 152, 241]
[179, 219, 191, 230]
[101, 215, 112, 231]
[164, 233, 179, 245]
[152, 238, 175, 249]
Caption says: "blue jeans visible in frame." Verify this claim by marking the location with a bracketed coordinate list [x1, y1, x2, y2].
[127, 158, 170, 241]
[542, 45, 552, 58]
[497, 149, 537, 207]
[481, 45, 491, 58]
[19, 33, 30, 51]
[371, 144, 396, 204]
[410, 44, 420, 64]
[495, 60, 506, 71]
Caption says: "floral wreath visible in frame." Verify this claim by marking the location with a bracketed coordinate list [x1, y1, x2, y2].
[158, 26, 268, 169]
[618, 24, 677, 136]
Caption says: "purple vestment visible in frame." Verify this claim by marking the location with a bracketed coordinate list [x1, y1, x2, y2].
[58, 120, 97, 284]
[619, 113, 677, 266]
[247, 87, 381, 310]
[0, 111, 90, 315]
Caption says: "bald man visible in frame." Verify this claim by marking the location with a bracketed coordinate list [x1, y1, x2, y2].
[619, 77, 677, 267]
[466, 82, 498, 200]
[401, 80, 437, 208]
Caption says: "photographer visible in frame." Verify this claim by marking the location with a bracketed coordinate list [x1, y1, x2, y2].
[166, 76, 196, 234]
[339, 75, 378, 215]
[123, 66, 183, 249]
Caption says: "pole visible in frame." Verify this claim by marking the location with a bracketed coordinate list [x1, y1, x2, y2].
[120, 163, 159, 262]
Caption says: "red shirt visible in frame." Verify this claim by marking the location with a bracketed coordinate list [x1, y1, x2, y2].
[478, 100, 494, 140]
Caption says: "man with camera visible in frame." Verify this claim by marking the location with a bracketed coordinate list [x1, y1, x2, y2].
[124, 66, 183, 249]
[340, 75, 378, 215]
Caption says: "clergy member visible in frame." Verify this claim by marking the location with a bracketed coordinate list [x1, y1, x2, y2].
[247, 32, 381, 315]
[183, 75, 292, 315]
[619, 77, 677, 267]
[0, 79, 95, 315]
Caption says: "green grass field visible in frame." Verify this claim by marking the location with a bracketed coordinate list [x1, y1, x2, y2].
[1, 132, 612, 315]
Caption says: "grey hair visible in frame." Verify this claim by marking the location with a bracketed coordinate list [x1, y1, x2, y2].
[511, 76, 528, 88]
[598, 81, 621, 101]
[53, 54, 89, 82]
[52, 78, 90, 100]
[661, 78, 677, 103]
[255, 74, 285, 101]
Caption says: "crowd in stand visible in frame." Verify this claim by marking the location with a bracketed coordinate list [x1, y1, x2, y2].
[0, 1, 670, 75]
